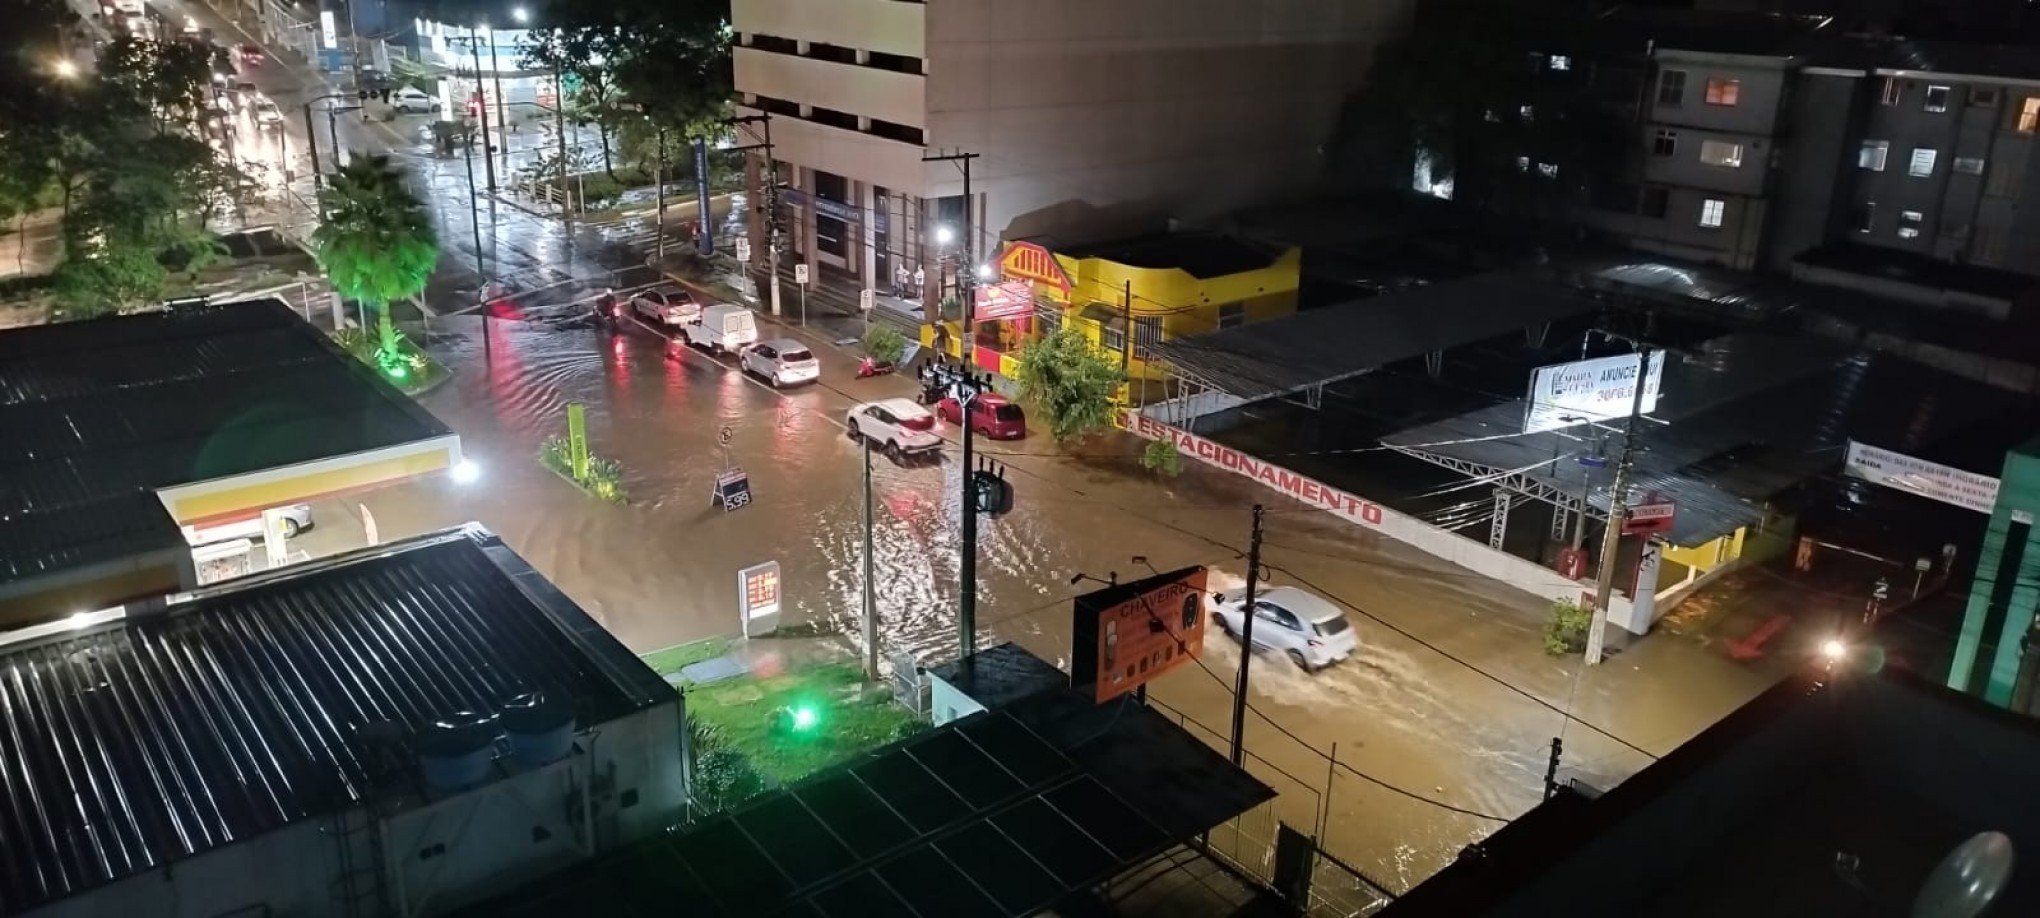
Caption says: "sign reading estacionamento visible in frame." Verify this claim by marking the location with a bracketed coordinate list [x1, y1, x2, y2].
[1523, 351, 1665, 433]
[1125, 413, 1387, 525]
[1845, 440, 1999, 514]
[1071, 566, 1209, 703]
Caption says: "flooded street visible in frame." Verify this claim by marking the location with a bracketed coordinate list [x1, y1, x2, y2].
[314, 283, 1783, 892]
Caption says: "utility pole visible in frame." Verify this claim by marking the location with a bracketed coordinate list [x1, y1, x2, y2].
[302, 104, 323, 194]
[553, 69, 569, 230]
[1120, 279, 1133, 376]
[922, 149, 980, 361]
[922, 359, 994, 659]
[862, 439, 879, 680]
[729, 113, 784, 315]
[484, 25, 508, 178]
[467, 27, 496, 193]
[1229, 504, 1266, 767]
[1585, 348, 1654, 666]
[654, 127, 667, 262]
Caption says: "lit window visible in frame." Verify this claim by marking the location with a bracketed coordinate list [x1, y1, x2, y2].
[1657, 70, 1686, 107]
[1853, 202, 1875, 234]
[1537, 162, 1559, 178]
[1652, 129, 1677, 157]
[1898, 210, 1924, 239]
[1880, 77, 1901, 106]
[2019, 97, 2039, 134]
[1516, 156, 1530, 172]
[1699, 140, 1744, 168]
[1704, 78, 1740, 106]
[1484, 108, 1502, 123]
[1857, 140, 1888, 171]
[1924, 85, 1950, 112]
[1549, 54, 1571, 71]
[1520, 105, 1535, 122]
[1909, 148, 1938, 177]
[1954, 157, 1986, 175]
[1699, 198, 1725, 228]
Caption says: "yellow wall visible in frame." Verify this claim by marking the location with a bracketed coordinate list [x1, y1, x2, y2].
[1044, 246, 1302, 381]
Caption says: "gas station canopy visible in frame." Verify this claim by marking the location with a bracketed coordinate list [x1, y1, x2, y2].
[0, 299, 462, 627]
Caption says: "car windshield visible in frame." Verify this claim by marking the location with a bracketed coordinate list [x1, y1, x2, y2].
[1314, 616, 1351, 636]
[899, 412, 935, 431]
[782, 349, 813, 362]
[993, 405, 1024, 421]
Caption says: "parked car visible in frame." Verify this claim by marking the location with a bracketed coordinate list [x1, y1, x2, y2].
[390, 86, 435, 114]
[182, 504, 314, 547]
[847, 398, 942, 459]
[936, 392, 1027, 439]
[1210, 586, 1357, 673]
[631, 284, 699, 326]
[740, 338, 819, 387]
[236, 43, 264, 67]
[681, 302, 758, 354]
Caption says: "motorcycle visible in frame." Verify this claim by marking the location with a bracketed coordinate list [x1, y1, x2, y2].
[856, 356, 897, 378]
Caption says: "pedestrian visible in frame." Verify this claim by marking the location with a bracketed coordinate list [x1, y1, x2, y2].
[912, 266, 926, 303]
[893, 262, 910, 298]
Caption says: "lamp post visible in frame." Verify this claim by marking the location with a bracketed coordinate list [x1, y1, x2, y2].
[480, 21, 508, 179]
[467, 24, 496, 193]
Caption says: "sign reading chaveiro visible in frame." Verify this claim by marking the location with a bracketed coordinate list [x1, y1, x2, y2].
[1524, 351, 1665, 433]
[1844, 440, 1999, 514]
[1070, 566, 1209, 703]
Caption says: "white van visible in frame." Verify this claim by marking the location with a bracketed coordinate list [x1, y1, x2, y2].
[682, 303, 758, 354]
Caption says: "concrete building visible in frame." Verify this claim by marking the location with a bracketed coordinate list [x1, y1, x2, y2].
[729, 0, 1408, 298]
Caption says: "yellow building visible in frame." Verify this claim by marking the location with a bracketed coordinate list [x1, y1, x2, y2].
[923, 233, 1302, 382]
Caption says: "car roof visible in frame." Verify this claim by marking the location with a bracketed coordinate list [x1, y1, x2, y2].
[1257, 587, 1345, 622]
[759, 338, 804, 351]
[649, 283, 690, 296]
[874, 397, 929, 415]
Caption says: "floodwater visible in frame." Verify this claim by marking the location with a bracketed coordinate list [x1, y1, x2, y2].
[323, 273, 1782, 893]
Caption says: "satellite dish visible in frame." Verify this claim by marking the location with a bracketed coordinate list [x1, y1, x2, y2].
[1911, 831, 2014, 918]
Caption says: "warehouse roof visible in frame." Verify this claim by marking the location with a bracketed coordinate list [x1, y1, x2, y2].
[0, 526, 673, 915]
[0, 299, 453, 591]
[1151, 275, 1599, 404]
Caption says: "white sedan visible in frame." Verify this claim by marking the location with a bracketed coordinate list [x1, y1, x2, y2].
[741, 339, 819, 387]
[847, 398, 942, 460]
[1210, 586, 1357, 672]
[631, 284, 699, 326]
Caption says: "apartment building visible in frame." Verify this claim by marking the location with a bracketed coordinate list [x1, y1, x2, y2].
[729, 0, 1408, 297]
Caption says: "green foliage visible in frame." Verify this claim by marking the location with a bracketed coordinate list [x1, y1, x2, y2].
[519, 0, 732, 156]
[1543, 598, 1591, 656]
[538, 435, 629, 503]
[50, 240, 165, 318]
[687, 720, 768, 814]
[314, 155, 438, 310]
[1016, 325, 1123, 443]
[1140, 437, 1183, 478]
[683, 662, 923, 789]
[861, 324, 906, 366]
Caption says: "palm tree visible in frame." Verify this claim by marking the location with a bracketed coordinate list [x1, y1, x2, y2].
[312, 155, 437, 372]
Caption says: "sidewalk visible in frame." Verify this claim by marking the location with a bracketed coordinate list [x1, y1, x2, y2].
[650, 250, 923, 348]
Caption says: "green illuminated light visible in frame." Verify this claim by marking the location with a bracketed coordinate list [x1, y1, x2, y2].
[790, 705, 819, 731]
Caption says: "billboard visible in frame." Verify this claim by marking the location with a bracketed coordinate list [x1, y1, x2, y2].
[737, 561, 781, 636]
[1524, 351, 1665, 433]
[1844, 440, 1999, 514]
[1070, 566, 1209, 703]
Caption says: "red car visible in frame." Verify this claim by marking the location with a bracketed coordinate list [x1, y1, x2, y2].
[937, 393, 1027, 439]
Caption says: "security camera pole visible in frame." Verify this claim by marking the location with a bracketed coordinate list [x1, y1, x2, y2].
[923, 358, 992, 659]
[1585, 348, 1653, 666]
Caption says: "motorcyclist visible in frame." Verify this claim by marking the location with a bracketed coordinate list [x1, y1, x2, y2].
[594, 287, 618, 322]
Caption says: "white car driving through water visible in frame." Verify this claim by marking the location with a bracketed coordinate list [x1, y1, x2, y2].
[1210, 586, 1356, 672]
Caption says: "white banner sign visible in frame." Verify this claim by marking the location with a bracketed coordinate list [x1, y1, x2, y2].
[1524, 351, 1665, 433]
[320, 10, 338, 50]
[1844, 440, 1999, 514]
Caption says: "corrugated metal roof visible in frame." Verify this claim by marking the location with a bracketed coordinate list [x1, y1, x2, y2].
[1384, 339, 2018, 546]
[0, 527, 672, 914]
[1149, 275, 1599, 404]
[0, 300, 453, 591]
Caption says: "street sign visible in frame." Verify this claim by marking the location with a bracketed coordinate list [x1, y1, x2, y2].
[794, 264, 810, 286]
[859, 288, 875, 312]
[737, 561, 781, 637]
[1070, 566, 1210, 703]
[1524, 351, 1665, 433]
[713, 467, 751, 510]
[1623, 499, 1676, 535]
[1915, 556, 1933, 572]
[735, 237, 751, 263]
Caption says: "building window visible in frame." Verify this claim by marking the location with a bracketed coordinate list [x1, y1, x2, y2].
[748, 34, 798, 55]
[1549, 54, 1571, 71]
[866, 50, 922, 74]
[868, 119, 924, 145]
[1134, 317, 1163, 357]
[1516, 156, 1530, 172]
[1652, 129, 1677, 157]
[1858, 140, 1889, 171]
[1537, 162, 1559, 178]
[1853, 202, 1875, 234]
[1699, 140, 1744, 168]
[808, 106, 858, 131]
[2019, 97, 2040, 133]
[1217, 304, 1247, 329]
[1954, 157, 1986, 175]
[1898, 210, 1924, 239]
[806, 42, 857, 64]
[1972, 88, 1999, 107]
[1099, 322, 1125, 355]
[1640, 186, 1669, 219]
[1699, 198, 1725, 228]
[1924, 85, 1950, 112]
[1657, 70, 1686, 106]
[1704, 78, 1740, 106]
[1519, 105, 1535, 123]
[1880, 77, 1901, 106]
[1909, 148, 1938, 177]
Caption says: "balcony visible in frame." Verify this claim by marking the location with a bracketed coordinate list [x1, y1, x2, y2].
[736, 105, 933, 196]
[734, 48, 926, 131]
[732, 0, 923, 59]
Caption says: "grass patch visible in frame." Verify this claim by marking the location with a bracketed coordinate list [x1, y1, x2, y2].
[686, 661, 923, 788]
[640, 636, 732, 678]
[539, 435, 628, 503]
[332, 325, 448, 395]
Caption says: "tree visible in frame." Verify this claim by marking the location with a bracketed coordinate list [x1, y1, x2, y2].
[312, 156, 438, 369]
[1016, 326, 1123, 443]
[522, 0, 732, 177]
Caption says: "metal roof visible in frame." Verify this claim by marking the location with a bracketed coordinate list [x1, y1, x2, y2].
[0, 300, 453, 588]
[461, 685, 1273, 917]
[0, 526, 673, 914]
[1149, 275, 1600, 404]
[1383, 337, 2019, 547]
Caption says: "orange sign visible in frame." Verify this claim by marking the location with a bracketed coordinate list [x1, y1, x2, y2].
[1071, 566, 1209, 703]
[999, 241, 1071, 295]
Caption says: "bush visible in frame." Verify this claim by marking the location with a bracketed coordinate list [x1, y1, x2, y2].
[539, 435, 628, 504]
[688, 721, 768, 814]
[1140, 437, 1182, 477]
[862, 324, 906, 366]
[1543, 598, 1591, 656]
[1016, 325, 1123, 443]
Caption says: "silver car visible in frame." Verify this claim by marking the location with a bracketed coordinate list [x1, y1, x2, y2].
[741, 339, 819, 387]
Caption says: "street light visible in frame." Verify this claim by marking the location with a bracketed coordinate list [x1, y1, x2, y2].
[452, 458, 482, 485]
[975, 263, 995, 281]
[512, 5, 529, 23]
[934, 224, 956, 246]
[52, 58, 78, 79]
